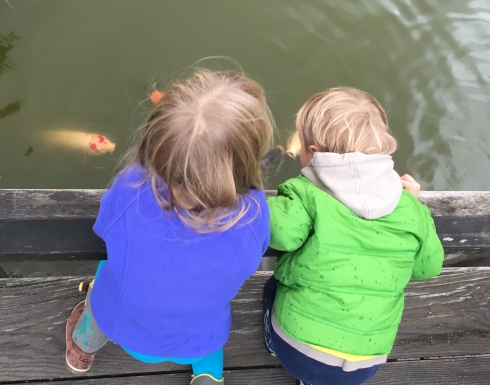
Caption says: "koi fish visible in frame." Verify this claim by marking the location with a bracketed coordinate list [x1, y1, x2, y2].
[42, 130, 115, 155]
[261, 145, 284, 167]
[285, 131, 301, 158]
[261, 145, 285, 179]
[150, 90, 165, 105]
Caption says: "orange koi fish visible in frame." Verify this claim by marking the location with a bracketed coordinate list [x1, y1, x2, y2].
[150, 90, 165, 105]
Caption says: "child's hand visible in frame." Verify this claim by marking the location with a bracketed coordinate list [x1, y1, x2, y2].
[401, 174, 420, 198]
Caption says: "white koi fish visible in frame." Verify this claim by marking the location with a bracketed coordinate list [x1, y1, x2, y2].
[42, 130, 115, 155]
[285, 131, 301, 158]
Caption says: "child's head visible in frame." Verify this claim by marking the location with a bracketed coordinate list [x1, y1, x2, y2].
[132, 69, 273, 231]
[296, 87, 397, 166]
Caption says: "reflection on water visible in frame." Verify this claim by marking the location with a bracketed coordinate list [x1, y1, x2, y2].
[383, 0, 490, 190]
[0, 0, 489, 190]
[0, 99, 22, 118]
[0, 32, 23, 120]
[0, 31, 18, 76]
[0, 0, 489, 273]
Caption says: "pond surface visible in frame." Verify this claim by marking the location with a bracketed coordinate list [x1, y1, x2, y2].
[0, 0, 489, 274]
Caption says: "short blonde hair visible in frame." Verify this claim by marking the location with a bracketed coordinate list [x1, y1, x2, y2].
[296, 87, 397, 154]
[121, 69, 273, 232]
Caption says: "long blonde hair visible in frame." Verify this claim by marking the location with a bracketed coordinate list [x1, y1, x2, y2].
[297, 87, 397, 154]
[120, 69, 273, 232]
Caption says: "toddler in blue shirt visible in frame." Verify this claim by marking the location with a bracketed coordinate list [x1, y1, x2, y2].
[65, 70, 273, 385]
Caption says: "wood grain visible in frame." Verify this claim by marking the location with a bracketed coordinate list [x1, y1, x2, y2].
[0, 265, 8, 278]
[0, 189, 104, 219]
[18, 357, 490, 385]
[0, 268, 488, 382]
[1, 190, 490, 262]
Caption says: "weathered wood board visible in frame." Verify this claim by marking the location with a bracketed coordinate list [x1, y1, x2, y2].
[1, 190, 489, 263]
[0, 190, 106, 261]
[19, 357, 490, 385]
[0, 268, 488, 382]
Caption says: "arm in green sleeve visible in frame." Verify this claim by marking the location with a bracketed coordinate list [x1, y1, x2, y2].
[412, 204, 444, 280]
[267, 183, 313, 252]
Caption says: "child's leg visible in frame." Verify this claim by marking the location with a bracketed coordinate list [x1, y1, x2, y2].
[71, 284, 108, 353]
[72, 261, 108, 353]
[66, 261, 108, 373]
[94, 260, 106, 279]
[271, 326, 379, 385]
[190, 348, 223, 383]
[262, 275, 278, 355]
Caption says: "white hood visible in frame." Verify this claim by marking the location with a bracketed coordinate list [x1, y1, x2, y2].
[301, 152, 402, 220]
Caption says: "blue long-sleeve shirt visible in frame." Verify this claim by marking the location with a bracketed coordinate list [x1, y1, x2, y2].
[90, 164, 270, 357]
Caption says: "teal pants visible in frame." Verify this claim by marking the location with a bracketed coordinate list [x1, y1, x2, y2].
[74, 261, 223, 379]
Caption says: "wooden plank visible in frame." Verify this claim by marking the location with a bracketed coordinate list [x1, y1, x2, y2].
[0, 189, 103, 219]
[232, 269, 490, 361]
[1, 190, 490, 262]
[367, 358, 490, 385]
[0, 190, 106, 262]
[18, 357, 490, 385]
[21, 369, 292, 385]
[0, 268, 488, 382]
[6, 190, 489, 220]
[0, 219, 106, 261]
[393, 267, 490, 357]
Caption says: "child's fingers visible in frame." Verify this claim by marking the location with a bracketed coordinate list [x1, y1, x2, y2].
[401, 179, 420, 198]
[401, 180, 411, 189]
[401, 181, 420, 190]
[401, 174, 416, 182]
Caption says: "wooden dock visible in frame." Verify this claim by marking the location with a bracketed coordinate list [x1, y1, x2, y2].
[0, 190, 489, 384]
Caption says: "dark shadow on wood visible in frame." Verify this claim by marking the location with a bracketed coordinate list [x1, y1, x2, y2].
[1, 190, 490, 265]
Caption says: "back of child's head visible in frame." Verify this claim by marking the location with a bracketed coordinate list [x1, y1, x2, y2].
[296, 87, 397, 154]
[127, 69, 273, 232]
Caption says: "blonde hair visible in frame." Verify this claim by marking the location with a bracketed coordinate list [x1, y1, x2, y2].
[296, 87, 397, 154]
[121, 70, 273, 232]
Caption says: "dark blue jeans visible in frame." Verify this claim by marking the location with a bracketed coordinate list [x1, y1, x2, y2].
[263, 276, 379, 385]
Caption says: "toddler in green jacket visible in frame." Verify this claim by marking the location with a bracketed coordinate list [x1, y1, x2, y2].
[263, 87, 444, 385]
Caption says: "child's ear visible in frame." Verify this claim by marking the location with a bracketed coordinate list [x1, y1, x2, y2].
[309, 145, 318, 153]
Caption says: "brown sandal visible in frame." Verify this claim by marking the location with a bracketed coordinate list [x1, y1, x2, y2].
[65, 301, 96, 374]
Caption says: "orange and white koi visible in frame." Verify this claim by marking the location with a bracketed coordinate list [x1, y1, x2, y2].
[42, 130, 115, 155]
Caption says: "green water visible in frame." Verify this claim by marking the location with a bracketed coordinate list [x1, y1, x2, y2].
[0, 1, 489, 274]
[1, 0, 490, 191]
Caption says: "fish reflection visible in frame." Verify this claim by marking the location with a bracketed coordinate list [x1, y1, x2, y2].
[260, 130, 304, 181]
[0, 31, 18, 77]
[262, 131, 302, 169]
[0, 99, 23, 119]
[262, 145, 284, 167]
[261, 145, 285, 180]
[0, 32, 22, 122]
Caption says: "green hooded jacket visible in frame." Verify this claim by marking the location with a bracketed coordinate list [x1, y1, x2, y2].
[268, 152, 444, 356]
